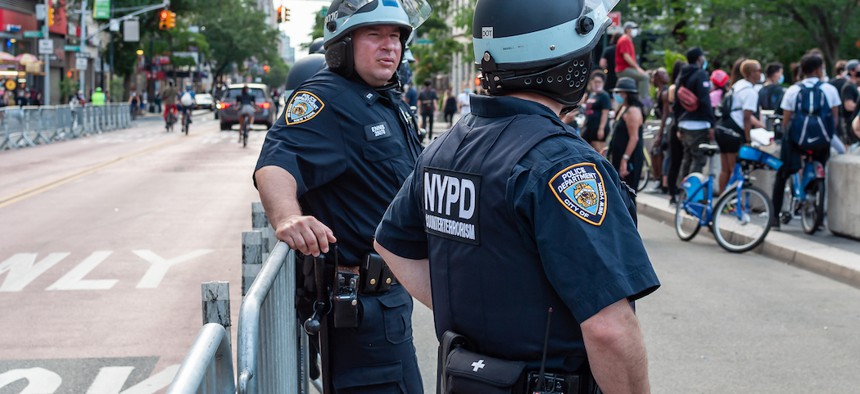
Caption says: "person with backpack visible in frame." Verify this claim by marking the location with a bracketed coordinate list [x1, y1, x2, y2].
[759, 62, 785, 113]
[417, 79, 438, 139]
[715, 59, 765, 193]
[671, 47, 715, 202]
[839, 60, 859, 144]
[770, 54, 841, 230]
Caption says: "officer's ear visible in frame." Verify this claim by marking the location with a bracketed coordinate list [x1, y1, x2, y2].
[326, 37, 354, 77]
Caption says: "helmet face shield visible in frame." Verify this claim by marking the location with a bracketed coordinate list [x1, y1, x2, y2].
[325, 0, 431, 46]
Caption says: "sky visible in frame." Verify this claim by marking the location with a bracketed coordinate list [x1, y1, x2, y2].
[278, 0, 329, 61]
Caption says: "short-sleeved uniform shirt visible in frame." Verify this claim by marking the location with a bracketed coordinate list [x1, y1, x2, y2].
[614, 34, 635, 73]
[375, 95, 660, 372]
[255, 69, 422, 264]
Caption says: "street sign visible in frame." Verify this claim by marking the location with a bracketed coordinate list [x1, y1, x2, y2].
[109, 19, 120, 32]
[76, 57, 88, 70]
[38, 39, 54, 55]
[94, 0, 110, 19]
[23, 30, 43, 38]
[123, 19, 139, 42]
[35, 4, 46, 20]
[64, 45, 81, 52]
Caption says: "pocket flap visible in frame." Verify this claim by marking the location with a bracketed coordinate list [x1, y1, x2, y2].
[446, 347, 525, 387]
[376, 288, 410, 308]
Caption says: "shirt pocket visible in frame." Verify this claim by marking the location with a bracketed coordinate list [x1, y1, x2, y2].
[362, 138, 401, 162]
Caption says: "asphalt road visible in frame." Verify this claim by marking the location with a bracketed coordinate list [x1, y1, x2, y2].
[1, 114, 858, 393]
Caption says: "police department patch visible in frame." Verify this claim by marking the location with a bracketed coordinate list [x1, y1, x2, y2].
[286, 91, 325, 125]
[548, 163, 607, 226]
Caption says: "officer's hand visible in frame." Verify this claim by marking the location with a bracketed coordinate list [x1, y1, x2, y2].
[275, 215, 337, 257]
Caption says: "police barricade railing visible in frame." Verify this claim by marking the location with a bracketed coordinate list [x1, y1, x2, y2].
[236, 240, 302, 394]
[166, 323, 236, 394]
[0, 103, 135, 150]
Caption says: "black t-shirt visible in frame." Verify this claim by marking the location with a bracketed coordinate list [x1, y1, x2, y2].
[417, 88, 437, 113]
[758, 84, 784, 112]
[841, 81, 859, 118]
[584, 91, 611, 135]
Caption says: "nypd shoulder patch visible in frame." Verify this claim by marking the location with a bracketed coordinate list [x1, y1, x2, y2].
[548, 163, 608, 226]
[286, 91, 325, 125]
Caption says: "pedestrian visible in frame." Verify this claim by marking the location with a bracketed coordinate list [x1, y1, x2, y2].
[829, 60, 848, 94]
[665, 60, 686, 202]
[129, 91, 140, 119]
[456, 87, 471, 116]
[648, 67, 671, 193]
[581, 70, 611, 152]
[771, 54, 840, 230]
[91, 87, 106, 107]
[839, 59, 859, 144]
[672, 46, 715, 199]
[253, 0, 428, 391]
[758, 62, 785, 113]
[600, 33, 621, 91]
[615, 21, 650, 103]
[715, 59, 764, 193]
[417, 79, 437, 139]
[160, 81, 177, 130]
[608, 77, 646, 192]
[374, 1, 660, 393]
[442, 88, 457, 128]
[403, 82, 418, 107]
[709, 69, 729, 109]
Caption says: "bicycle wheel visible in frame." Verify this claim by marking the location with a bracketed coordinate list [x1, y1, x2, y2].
[637, 159, 651, 192]
[800, 179, 825, 235]
[712, 185, 773, 253]
[674, 188, 702, 241]
[242, 122, 248, 148]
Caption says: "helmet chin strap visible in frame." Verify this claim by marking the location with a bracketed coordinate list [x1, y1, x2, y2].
[480, 51, 592, 110]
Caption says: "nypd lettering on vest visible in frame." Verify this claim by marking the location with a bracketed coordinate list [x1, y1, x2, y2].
[548, 163, 607, 226]
[423, 167, 481, 245]
[286, 91, 325, 125]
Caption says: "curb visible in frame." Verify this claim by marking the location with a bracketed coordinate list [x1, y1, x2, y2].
[636, 193, 860, 289]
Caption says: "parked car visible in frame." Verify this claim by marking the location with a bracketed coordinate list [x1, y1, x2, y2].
[194, 93, 214, 110]
[218, 83, 275, 130]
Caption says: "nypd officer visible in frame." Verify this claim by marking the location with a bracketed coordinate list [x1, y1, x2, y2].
[374, 0, 660, 393]
[254, 0, 431, 392]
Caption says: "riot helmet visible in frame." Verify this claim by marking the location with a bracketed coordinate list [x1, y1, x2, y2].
[285, 54, 328, 92]
[309, 37, 326, 54]
[472, 0, 620, 110]
[323, 0, 430, 76]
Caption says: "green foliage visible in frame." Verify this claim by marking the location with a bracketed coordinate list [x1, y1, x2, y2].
[260, 58, 290, 88]
[59, 78, 79, 102]
[411, 0, 472, 86]
[624, 0, 860, 74]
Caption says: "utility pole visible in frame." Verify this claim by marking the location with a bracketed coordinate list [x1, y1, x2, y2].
[79, 0, 87, 96]
[43, 0, 51, 105]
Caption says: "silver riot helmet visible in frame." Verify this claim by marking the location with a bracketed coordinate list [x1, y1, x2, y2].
[323, 0, 431, 75]
[473, 0, 620, 110]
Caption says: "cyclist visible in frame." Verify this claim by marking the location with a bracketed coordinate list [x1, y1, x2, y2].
[236, 85, 257, 142]
[161, 80, 178, 131]
[179, 83, 196, 131]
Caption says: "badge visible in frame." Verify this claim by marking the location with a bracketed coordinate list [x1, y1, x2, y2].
[286, 91, 325, 125]
[548, 163, 607, 226]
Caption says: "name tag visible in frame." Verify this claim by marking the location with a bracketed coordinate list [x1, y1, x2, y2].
[365, 122, 391, 141]
[423, 167, 481, 245]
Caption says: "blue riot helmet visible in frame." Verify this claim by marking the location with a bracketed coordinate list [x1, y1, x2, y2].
[473, 0, 620, 110]
[397, 49, 415, 86]
[285, 54, 328, 93]
[309, 37, 326, 54]
[323, 0, 431, 76]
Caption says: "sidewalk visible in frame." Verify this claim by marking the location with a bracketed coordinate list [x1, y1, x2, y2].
[635, 191, 860, 289]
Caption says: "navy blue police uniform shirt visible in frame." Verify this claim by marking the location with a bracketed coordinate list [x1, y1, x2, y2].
[376, 95, 660, 371]
[255, 69, 423, 264]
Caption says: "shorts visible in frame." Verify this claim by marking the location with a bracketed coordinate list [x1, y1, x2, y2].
[239, 105, 256, 117]
[715, 123, 744, 153]
[581, 127, 608, 143]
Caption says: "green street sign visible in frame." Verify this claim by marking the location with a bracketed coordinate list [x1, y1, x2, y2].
[23, 30, 43, 38]
[64, 45, 81, 52]
[94, 0, 111, 20]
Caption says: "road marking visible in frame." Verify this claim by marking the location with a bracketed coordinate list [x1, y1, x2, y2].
[0, 253, 69, 292]
[134, 249, 213, 288]
[0, 138, 181, 209]
[0, 368, 62, 393]
[46, 251, 117, 291]
[87, 366, 134, 393]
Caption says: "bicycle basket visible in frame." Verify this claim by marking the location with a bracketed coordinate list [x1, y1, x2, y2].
[738, 145, 782, 170]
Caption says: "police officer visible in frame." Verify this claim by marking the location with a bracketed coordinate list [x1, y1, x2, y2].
[374, 0, 659, 393]
[253, 0, 431, 392]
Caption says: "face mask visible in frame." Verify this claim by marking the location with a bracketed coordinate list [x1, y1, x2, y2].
[613, 93, 625, 104]
[630, 28, 639, 38]
[702, 60, 708, 70]
[759, 74, 766, 84]
[778, 75, 785, 84]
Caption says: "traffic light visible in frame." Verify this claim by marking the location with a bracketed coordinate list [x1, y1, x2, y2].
[166, 11, 176, 29]
[284, 8, 290, 22]
[276, 6, 283, 23]
[48, 7, 55, 26]
[158, 10, 169, 30]
[263, 64, 270, 74]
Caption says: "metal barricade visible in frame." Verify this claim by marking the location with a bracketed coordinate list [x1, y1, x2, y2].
[166, 323, 236, 394]
[237, 241, 300, 394]
[0, 103, 136, 151]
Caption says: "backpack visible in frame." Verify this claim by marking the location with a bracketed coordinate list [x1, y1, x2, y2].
[180, 92, 194, 107]
[718, 85, 752, 124]
[789, 81, 833, 151]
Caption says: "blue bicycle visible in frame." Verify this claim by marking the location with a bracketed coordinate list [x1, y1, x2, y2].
[675, 144, 782, 253]
[780, 152, 826, 234]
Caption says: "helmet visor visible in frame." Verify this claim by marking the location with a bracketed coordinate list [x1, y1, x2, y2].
[584, 0, 620, 14]
[330, 0, 431, 29]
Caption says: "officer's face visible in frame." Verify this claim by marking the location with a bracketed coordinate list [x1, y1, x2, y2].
[352, 25, 402, 87]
